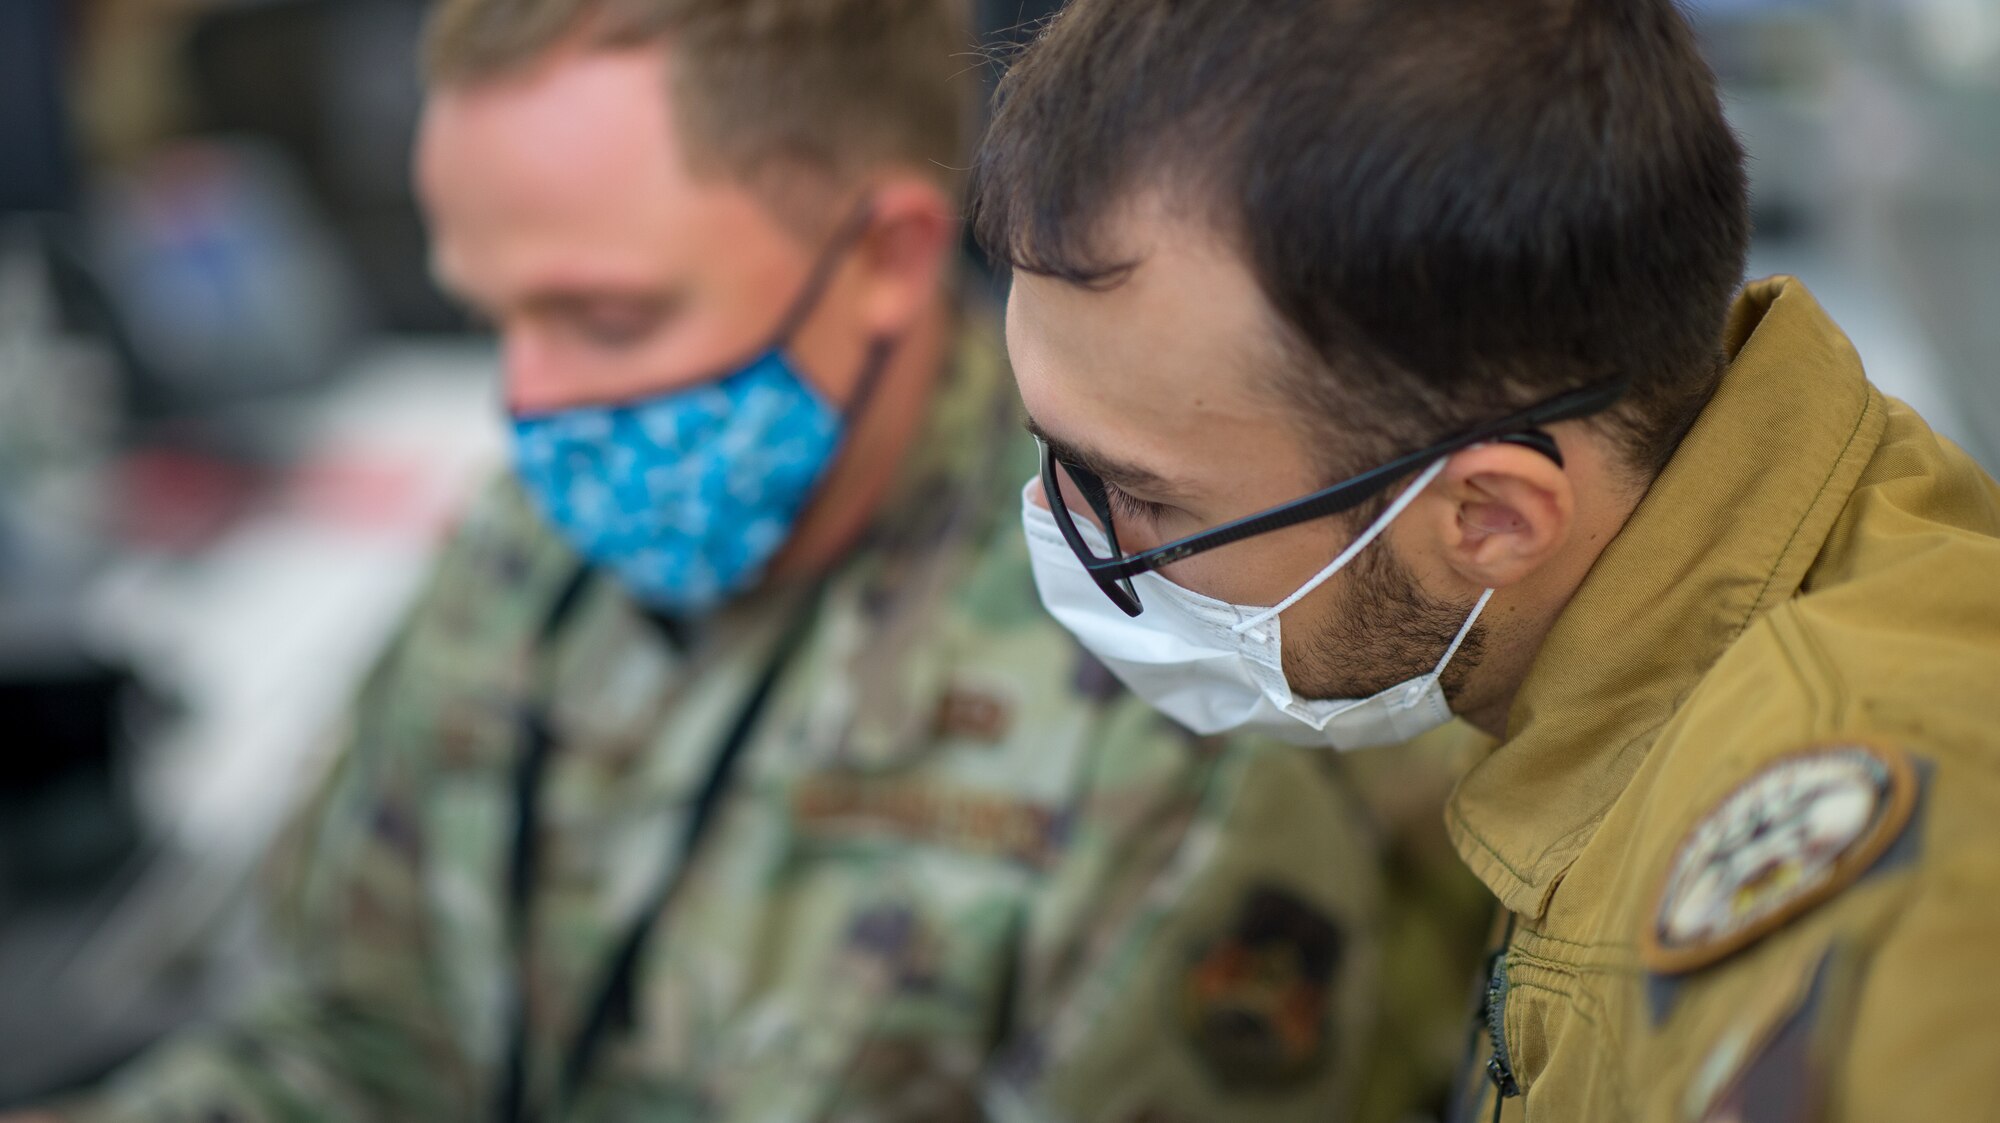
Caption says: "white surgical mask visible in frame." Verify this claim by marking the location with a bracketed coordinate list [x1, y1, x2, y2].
[1021, 461, 1490, 749]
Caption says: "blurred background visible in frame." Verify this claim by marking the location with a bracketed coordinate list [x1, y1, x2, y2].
[0, 0, 1994, 1105]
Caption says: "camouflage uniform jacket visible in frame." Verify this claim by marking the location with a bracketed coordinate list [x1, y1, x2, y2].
[56, 308, 1490, 1123]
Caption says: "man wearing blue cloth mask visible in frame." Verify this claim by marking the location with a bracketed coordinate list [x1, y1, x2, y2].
[503, 198, 905, 617]
[9, 2, 1493, 1123]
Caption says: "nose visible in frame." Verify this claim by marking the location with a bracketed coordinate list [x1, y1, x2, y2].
[1046, 460, 1098, 529]
[501, 328, 564, 415]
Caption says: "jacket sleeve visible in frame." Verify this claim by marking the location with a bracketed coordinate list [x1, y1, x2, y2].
[983, 715, 1492, 1123]
[48, 612, 486, 1123]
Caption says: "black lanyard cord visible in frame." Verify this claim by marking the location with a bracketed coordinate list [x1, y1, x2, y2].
[497, 565, 597, 1123]
[496, 703, 554, 1123]
[496, 577, 828, 1123]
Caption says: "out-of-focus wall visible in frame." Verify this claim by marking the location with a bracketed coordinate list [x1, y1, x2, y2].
[1697, 0, 2000, 469]
[0, 0, 495, 1103]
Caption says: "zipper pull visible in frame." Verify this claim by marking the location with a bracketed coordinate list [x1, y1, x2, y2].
[1484, 945, 1521, 1103]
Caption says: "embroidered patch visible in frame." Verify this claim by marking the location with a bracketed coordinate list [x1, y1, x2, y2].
[1643, 743, 1915, 975]
[1179, 885, 1343, 1090]
[792, 775, 1061, 868]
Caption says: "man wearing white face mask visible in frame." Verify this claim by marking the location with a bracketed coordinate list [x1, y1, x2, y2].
[975, 0, 2000, 1120]
[1023, 450, 1509, 749]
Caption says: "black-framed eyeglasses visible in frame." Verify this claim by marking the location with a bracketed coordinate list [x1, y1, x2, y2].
[1038, 379, 1630, 617]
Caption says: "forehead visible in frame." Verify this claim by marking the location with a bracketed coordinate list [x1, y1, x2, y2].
[1005, 195, 1308, 486]
[416, 44, 793, 295]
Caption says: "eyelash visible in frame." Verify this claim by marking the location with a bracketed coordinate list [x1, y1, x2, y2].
[1103, 483, 1170, 522]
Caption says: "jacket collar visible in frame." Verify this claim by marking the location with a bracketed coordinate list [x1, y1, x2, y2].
[1445, 277, 1889, 919]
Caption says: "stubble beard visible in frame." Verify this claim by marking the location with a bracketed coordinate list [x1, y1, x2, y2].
[1287, 540, 1485, 704]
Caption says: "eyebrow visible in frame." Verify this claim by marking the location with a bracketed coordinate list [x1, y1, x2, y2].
[431, 281, 684, 333]
[428, 253, 683, 318]
[1024, 416, 1192, 500]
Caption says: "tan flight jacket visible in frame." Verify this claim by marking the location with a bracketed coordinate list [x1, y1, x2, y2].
[1450, 277, 2000, 1122]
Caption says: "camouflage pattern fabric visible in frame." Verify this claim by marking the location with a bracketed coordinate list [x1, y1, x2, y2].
[50, 305, 1490, 1123]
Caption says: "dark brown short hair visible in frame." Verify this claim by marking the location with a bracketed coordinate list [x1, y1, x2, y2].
[971, 0, 1751, 481]
[425, 0, 976, 223]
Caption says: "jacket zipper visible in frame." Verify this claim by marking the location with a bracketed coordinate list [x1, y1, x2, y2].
[1485, 943, 1522, 1108]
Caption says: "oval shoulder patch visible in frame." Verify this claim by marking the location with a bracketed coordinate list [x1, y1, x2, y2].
[1642, 742, 1916, 976]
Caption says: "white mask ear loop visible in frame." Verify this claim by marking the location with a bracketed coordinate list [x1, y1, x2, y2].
[1432, 587, 1495, 676]
[1386, 586, 1494, 706]
[1232, 457, 1451, 635]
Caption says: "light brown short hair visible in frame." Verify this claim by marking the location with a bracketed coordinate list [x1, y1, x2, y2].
[425, 0, 975, 225]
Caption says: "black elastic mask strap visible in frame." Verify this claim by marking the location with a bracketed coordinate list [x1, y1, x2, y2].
[840, 335, 899, 425]
[766, 197, 878, 350]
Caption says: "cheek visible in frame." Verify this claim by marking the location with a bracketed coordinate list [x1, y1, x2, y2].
[1155, 519, 1345, 608]
[504, 322, 708, 413]
[780, 283, 873, 408]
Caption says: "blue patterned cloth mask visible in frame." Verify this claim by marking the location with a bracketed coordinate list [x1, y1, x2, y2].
[509, 206, 888, 617]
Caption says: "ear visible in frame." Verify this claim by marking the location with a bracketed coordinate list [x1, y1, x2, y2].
[1420, 440, 1575, 590]
[852, 175, 957, 336]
